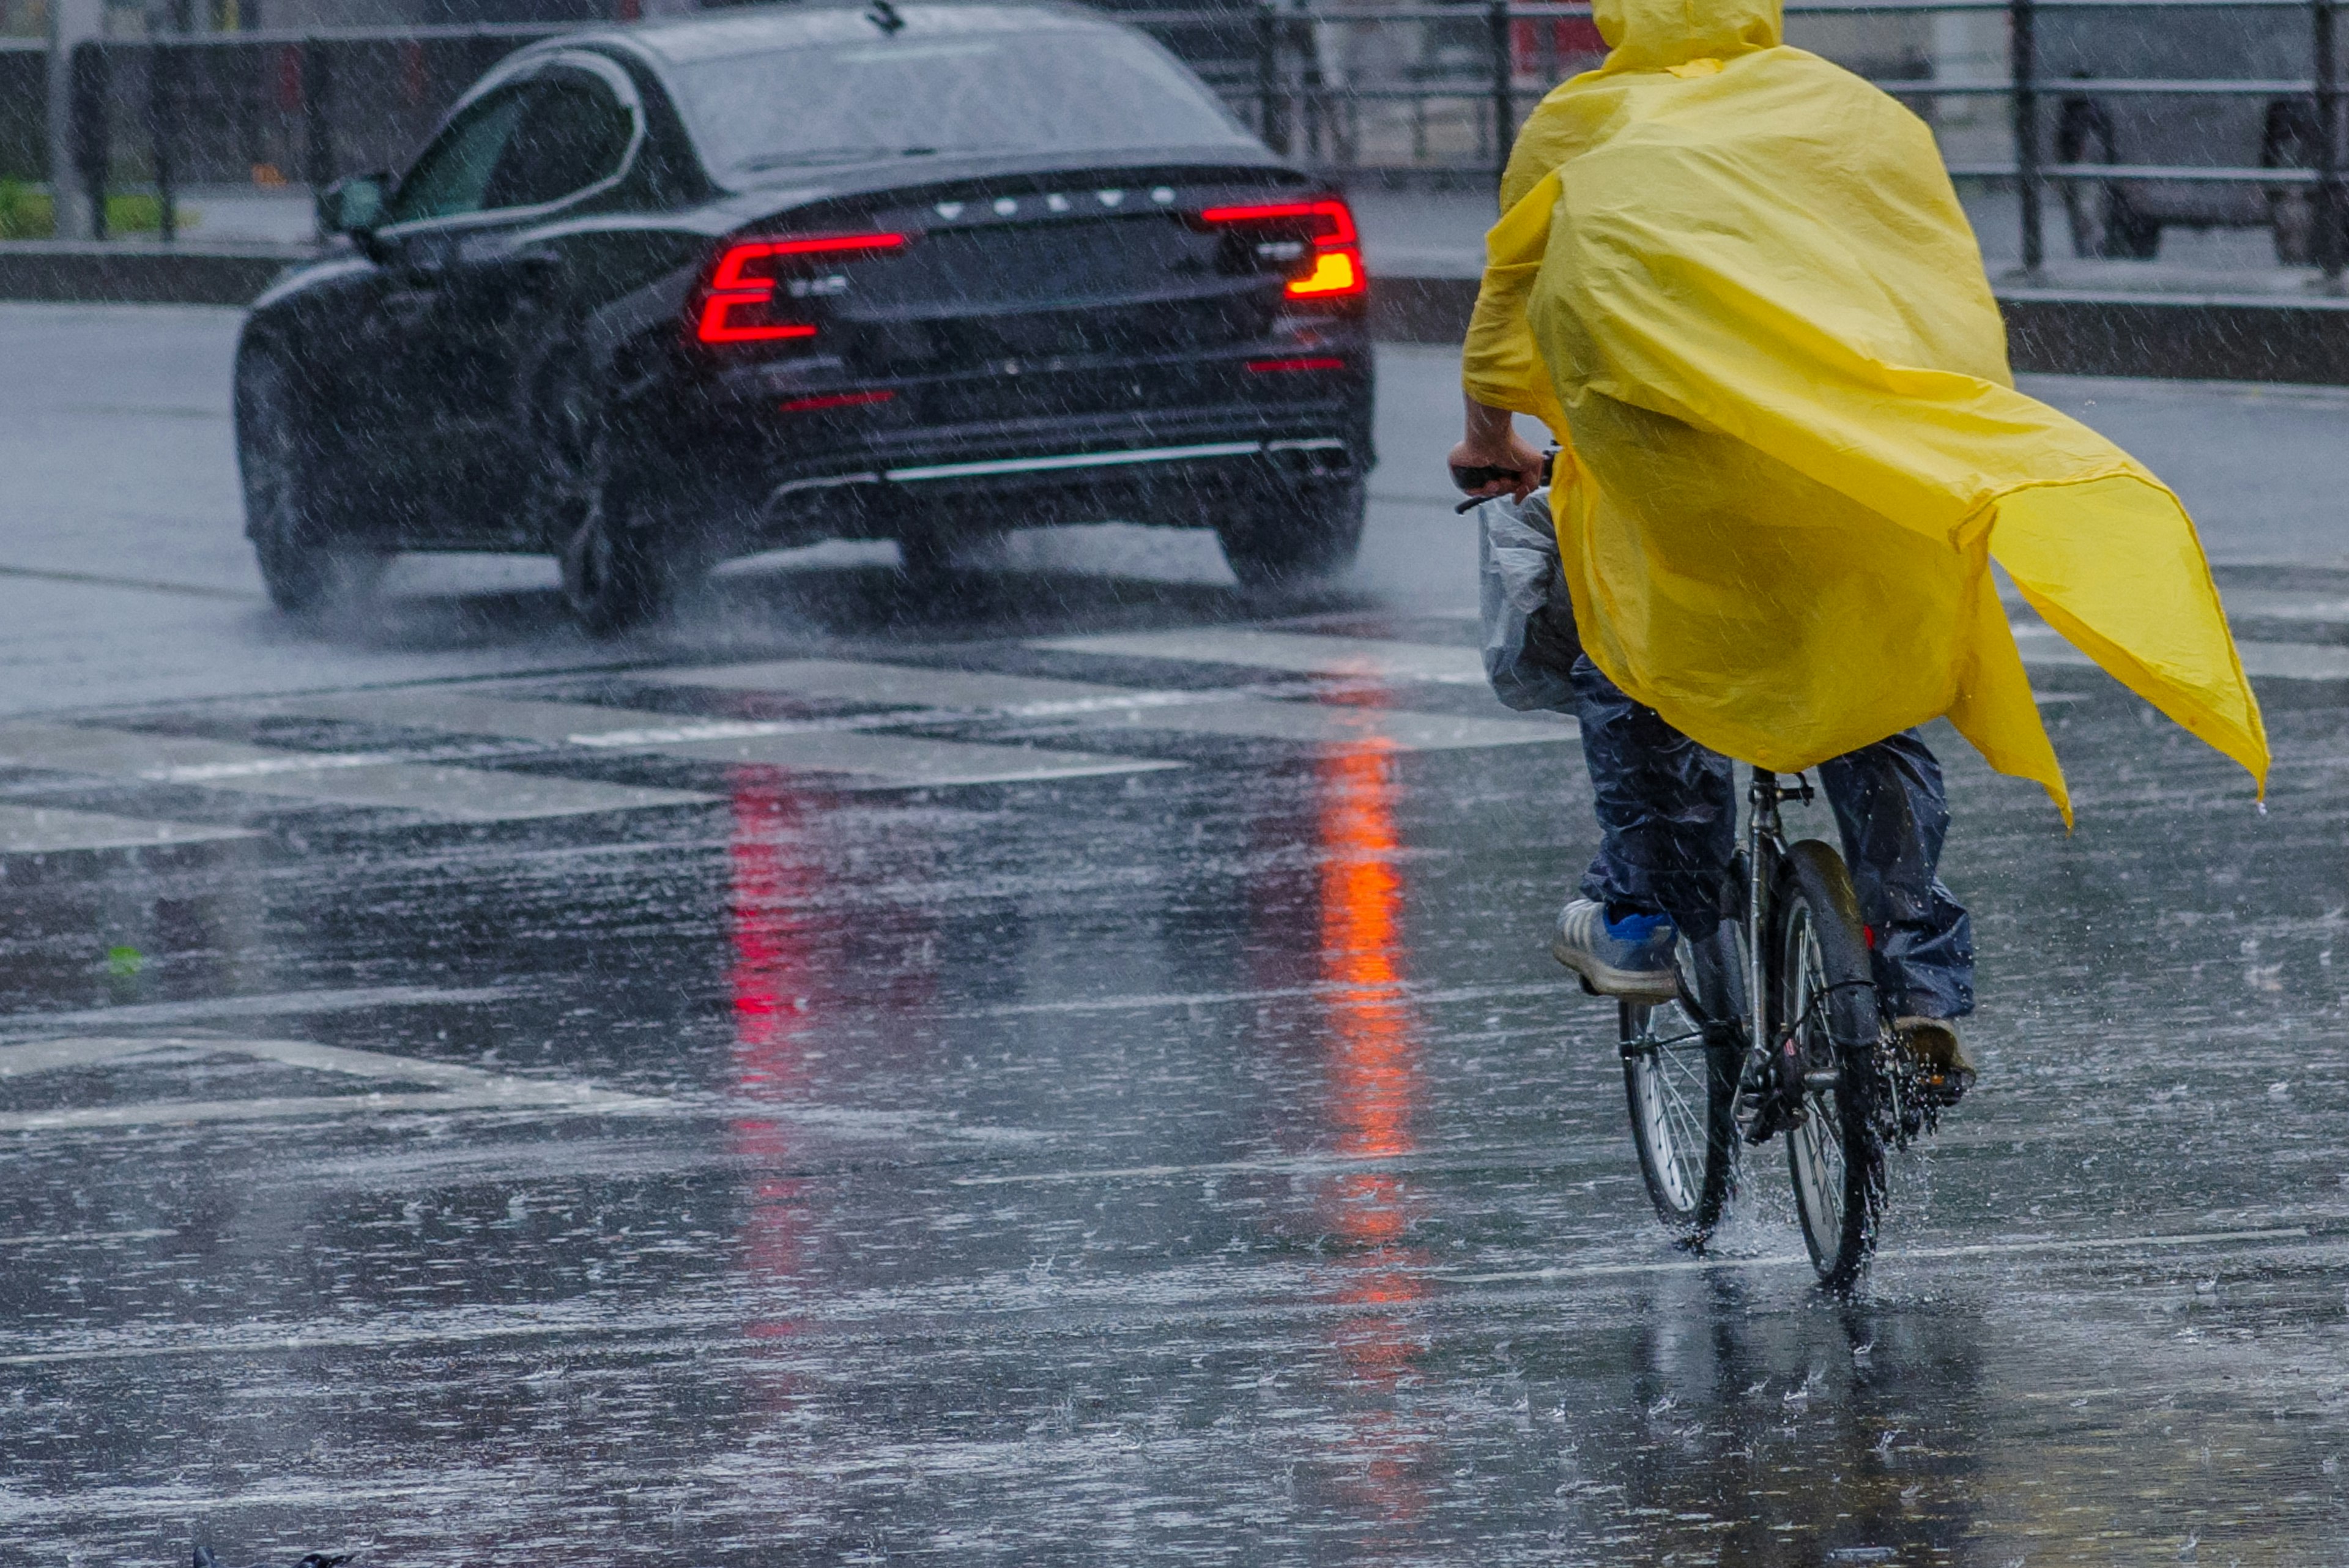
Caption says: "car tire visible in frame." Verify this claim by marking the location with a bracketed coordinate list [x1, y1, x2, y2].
[2264, 100, 2323, 267]
[1217, 478, 1367, 590]
[896, 527, 1006, 592]
[2056, 100, 2161, 261]
[236, 346, 390, 614]
[561, 510, 672, 637]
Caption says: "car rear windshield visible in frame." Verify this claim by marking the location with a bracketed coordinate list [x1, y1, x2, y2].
[674, 27, 1255, 180]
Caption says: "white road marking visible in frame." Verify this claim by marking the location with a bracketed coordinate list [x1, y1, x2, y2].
[644, 730, 1179, 786]
[2214, 587, 2349, 622]
[640, 657, 1137, 710]
[0, 723, 711, 820]
[0, 1227, 176, 1247]
[1076, 696, 1571, 750]
[0, 1035, 669, 1131]
[654, 656, 1569, 750]
[967, 976, 1560, 1019]
[1448, 1225, 2314, 1284]
[0, 984, 516, 1039]
[1034, 628, 1491, 685]
[282, 660, 1565, 768]
[0, 803, 256, 853]
[2009, 623, 2349, 681]
[269, 686, 1178, 787]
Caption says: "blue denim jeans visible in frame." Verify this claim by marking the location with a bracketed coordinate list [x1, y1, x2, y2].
[1565, 652, 1975, 1020]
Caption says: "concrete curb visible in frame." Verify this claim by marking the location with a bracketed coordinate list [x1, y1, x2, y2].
[0, 241, 306, 307]
[1995, 289, 2349, 385]
[1368, 274, 2349, 384]
[6, 243, 2345, 384]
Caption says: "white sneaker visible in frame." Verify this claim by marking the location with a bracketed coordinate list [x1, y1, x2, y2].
[1550, 899, 1679, 1002]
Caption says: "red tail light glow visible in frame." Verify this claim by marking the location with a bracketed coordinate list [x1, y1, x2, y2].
[696, 231, 908, 346]
[777, 389, 896, 413]
[1246, 355, 1348, 373]
[1198, 199, 1366, 303]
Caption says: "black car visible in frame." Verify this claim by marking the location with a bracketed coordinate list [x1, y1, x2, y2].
[236, 0, 1375, 633]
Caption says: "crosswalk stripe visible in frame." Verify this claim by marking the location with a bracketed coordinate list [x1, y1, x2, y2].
[640, 657, 1137, 708]
[645, 655, 1570, 752]
[2009, 623, 2349, 681]
[651, 730, 1179, 785]
[0, 1035, 666, 1131]
[0, 804, 257, 853]
[1031, 629, 1489, 685]
[1075, 697, 1571, 750]
[267, 689, 1174, 787]
[276, 689, 696, 748]
[0, 723, 711, 822]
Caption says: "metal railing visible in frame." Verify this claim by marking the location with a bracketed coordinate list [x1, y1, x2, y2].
[0, 37, 42, 185]
[62, 21, 574, 242]
[22, 0, 2349, 281]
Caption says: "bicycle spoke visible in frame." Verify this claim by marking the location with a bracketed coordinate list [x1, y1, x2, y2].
[1620, 936, 1737, 1238]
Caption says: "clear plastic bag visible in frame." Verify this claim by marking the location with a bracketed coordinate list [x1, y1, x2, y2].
[1475, 488, 1579, 714]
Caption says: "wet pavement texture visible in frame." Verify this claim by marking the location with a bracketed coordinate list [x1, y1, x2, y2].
[3, 306, 2349, 1563]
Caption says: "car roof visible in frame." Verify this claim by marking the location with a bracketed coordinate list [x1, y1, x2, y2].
[567, 2, 1125, 70]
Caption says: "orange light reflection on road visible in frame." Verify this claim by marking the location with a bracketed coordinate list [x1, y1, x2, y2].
[1313, 741, 1431, 1522]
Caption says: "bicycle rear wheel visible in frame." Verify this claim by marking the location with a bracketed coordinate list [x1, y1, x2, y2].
[1769, 840, 1887, 1291]
[1619, 941, 1740, 1243]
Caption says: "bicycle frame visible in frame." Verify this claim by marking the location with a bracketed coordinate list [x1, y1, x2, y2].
[1742, 765, 1806, 1065]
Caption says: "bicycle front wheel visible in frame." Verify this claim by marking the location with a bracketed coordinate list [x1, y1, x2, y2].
[1769, 840, 1887, 1291]
[1619, 951, 1739, 1243]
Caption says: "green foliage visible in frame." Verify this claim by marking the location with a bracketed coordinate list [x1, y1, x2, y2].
[0, 178, 45, 239]
[0, 183, 185, 239]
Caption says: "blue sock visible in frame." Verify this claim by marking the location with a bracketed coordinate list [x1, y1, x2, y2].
[1604, 909, 1674, 943]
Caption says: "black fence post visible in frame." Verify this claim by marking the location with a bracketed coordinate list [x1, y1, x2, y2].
[1256, 0, 1285, 154]
[303, 40, 335, 197]
[1488, 0, 1512, 193]
[2317, 0, 2343, 282]
[1297, 0, 1324, 164]
[2011, 0, 2043, 272]
[149, 43, 178, 244]
[70, 40, 110, 242]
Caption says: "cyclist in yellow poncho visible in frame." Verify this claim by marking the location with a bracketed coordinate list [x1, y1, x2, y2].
[1453, 0, 2267, 1095]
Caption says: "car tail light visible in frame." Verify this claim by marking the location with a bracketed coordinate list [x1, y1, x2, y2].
[1197, 198, 1366, 303]
[777, 389, 896, 413]
[1245, 355, 1348, 373]
[694, 231, 907, 346]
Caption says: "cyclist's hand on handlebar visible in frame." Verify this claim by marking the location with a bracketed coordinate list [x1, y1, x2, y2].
[1447, 428, 1545, 507]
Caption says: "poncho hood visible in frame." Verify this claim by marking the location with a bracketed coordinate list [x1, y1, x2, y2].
[1595, 0, 1782, 74]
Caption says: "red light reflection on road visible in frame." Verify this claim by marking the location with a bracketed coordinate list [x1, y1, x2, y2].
[729, 767, 817, 1339]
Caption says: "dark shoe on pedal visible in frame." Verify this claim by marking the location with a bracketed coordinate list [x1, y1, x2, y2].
[1551, 899, 1679, 1002]
[1896, 1015, 1976, 1107]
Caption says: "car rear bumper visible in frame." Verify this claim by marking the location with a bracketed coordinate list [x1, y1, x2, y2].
[761, 430, 1359, 537]
[641, 355, 1374, 552]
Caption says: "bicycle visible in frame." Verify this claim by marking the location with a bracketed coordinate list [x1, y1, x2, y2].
[1617, 768, 1946, 1291]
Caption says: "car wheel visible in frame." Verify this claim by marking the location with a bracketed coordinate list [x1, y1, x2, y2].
[2264, 100, 2323, 267]
[236, 346, 388, 614]
[2056, 100, 2160, 261]
[896, 528, 1006, 592]
[1217, 478, 1367, 590]
[561, 499, 672, 637]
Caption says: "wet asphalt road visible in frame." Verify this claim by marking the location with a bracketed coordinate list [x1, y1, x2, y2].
[5, 306, 2349, 1564]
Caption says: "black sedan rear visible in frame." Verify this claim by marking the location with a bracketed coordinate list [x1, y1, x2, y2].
[235, 1, 1375, 633]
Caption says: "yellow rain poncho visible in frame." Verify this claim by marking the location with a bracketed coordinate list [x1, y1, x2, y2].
[1461, 0, 2268, 820]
